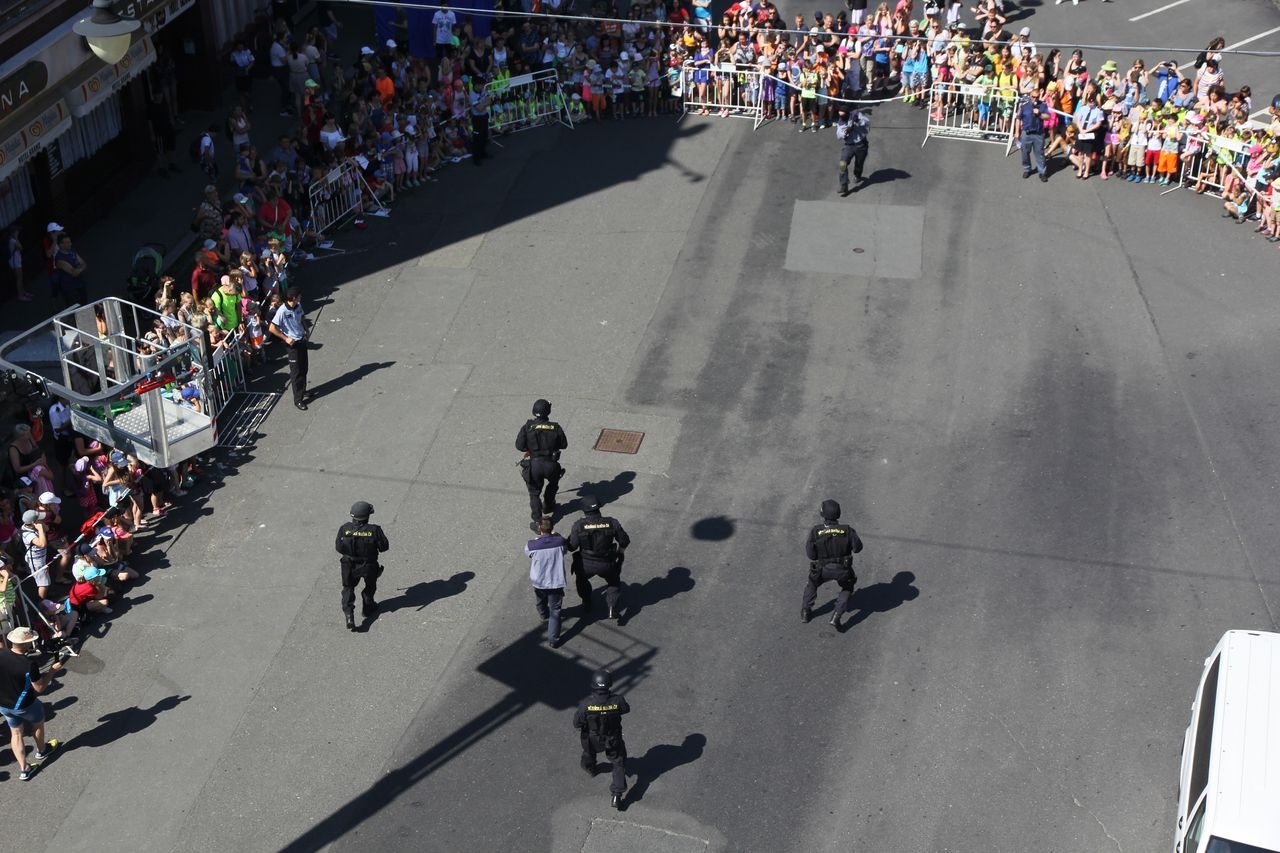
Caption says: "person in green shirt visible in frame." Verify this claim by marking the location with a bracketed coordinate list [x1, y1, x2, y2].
[799, 60, 820, 131]
[210, 272, 245, 334]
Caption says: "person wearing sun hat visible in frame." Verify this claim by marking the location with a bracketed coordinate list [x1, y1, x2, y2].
[1, 625, 63, 781]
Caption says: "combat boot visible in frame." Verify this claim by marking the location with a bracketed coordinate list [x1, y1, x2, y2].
[801, 608, 811, 623]
[829, 611, 841, 630]
[345, 613, 356, 631]
[363, 601, 379, 618]
[611, 793, 624, 810]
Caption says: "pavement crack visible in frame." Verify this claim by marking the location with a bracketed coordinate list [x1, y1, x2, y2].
[1074, 797, 1123, 853]
[964, 688, 1124, 852]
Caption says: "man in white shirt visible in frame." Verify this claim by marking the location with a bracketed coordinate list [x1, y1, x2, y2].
[433, 1, 457, 60]
[268, 34, 291, 114]
[231, 42, 255, 111]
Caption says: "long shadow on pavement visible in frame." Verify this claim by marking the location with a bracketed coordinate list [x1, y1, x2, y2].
[625, 733, 707, 805]
[558, 471, 637, 519]
[377, 571, 474, 615]
[64, 694, 192, 752]
[279, 625, 656, 852]
[843, 571, 919, 629]
[306, 360, 396, 401]
[619, 565, 695, 626]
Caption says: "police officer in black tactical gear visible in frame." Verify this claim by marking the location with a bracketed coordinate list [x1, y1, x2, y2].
[568, 495, 630, 620]
[335, 501, 390, 631]
[573, 669, 630, 810]
[516, 398, 568, 532]
[802, 499, 864, 629]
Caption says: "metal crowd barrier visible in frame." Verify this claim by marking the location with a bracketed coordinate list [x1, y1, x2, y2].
[485, 68, 575, 134]
[1171, 130, 1250, 199]
[308, 159, 366, 237]
[923, 81, 1016, 152]
[679, 61, 765, 129]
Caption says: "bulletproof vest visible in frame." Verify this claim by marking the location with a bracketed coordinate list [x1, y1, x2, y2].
[338, 521, 381, 564]
[578, 517, 617, 556]
[585, 693, 625, 738]
[812, 524, 855, 562]
[523, 419, 562, 456]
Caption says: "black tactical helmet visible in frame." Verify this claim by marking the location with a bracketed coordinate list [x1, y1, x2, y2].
[581, 495, 601, 513]
[820, 499, 841, 521]
[351, 501, 374, 519]
[591, 669, 612, 691]
[532, 398, 552, 416]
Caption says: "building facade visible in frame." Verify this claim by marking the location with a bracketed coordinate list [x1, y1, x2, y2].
[0, 0, 285, 299]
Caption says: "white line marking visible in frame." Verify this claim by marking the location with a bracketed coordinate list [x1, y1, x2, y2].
[1179, 25, 1280, 69]
[1250, 107, 1272, 119]
[1128, 0, 1191, 22]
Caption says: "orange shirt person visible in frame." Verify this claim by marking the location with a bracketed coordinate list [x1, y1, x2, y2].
[374, 68, 395, 107]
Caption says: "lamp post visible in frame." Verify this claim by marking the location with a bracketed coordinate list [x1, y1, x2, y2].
[73, 0, 141, 65]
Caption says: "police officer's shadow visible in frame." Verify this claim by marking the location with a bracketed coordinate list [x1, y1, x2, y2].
[624, 733, 707, 806]
[366, 571, 475, 629]
[556, 471, 637, 521]
[819, 571, 919, 629]
[618, 566, 695, 626]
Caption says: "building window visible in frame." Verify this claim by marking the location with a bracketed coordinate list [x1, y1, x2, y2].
[59, 93, 123, 170]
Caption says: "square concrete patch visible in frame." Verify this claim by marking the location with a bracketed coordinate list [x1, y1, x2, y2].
[582, 819, 709, 853]
[784, 201, 924, 279]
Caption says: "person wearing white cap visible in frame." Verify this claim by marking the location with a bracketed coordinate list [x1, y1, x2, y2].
[1, 625, 63, 781]
[42, 222, 65, 283]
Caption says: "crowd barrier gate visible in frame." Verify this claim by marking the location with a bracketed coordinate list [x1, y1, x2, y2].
[679, 61, 766, 129]
[485, 68, 575, 133]
[923, 81, 1015, 152]
[1168, 131, 1250, 199]
[308, 159, 386, 239]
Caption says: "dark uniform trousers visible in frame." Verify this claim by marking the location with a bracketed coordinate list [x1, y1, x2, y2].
[523, 457, 561, 522]
[341, 560, 381, 616]
[802, 561, 857, 615]
[839, 139, 869, 192]
[573, 552, 624, 612]
[287, 340, 309, 405]
[575, 692, 630, 796]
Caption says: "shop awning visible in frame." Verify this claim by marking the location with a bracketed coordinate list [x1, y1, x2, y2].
[0, 87, 72, 183]
[64, 35, 156, 118]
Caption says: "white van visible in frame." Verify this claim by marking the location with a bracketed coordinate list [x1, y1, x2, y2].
[1174, 630, 1280, 853]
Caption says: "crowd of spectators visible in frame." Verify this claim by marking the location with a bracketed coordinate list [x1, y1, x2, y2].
[2, 413, 196, 643]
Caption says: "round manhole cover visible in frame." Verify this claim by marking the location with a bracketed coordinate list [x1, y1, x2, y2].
[852, 247, 865, 253]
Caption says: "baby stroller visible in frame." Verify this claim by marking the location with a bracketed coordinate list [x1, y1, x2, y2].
[125, 242, 167, 306]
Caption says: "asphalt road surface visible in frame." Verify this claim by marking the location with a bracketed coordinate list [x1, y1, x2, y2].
[5, 2, 1279, 852]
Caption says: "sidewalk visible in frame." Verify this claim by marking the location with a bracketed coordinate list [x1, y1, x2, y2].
[1, 7, 361, 338]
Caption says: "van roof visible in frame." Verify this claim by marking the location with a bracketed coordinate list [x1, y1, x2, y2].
[1210, 630, 1280, 848]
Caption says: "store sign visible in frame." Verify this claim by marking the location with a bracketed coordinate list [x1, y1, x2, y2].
[0, 62, 49, 122]
[0, 99, 71, 170]
[67, 37, 155, 117]
[111, 0, 196, 33]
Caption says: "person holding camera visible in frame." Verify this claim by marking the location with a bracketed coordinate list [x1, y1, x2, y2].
[19, 509, 54, 600]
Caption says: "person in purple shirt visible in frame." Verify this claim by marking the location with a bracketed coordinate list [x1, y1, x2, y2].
[524, 517, 568, 647]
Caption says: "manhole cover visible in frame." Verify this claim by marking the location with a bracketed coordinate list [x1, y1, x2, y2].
[594, 429, 644, 454]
